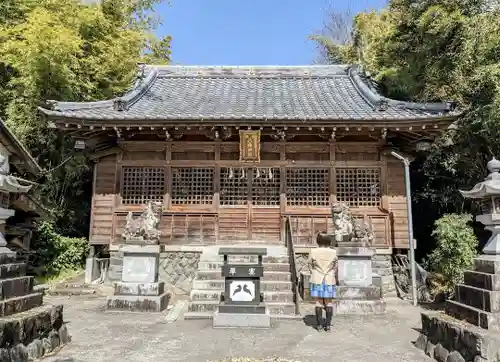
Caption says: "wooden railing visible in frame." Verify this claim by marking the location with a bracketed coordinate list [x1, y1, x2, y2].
[112, 211, 218, 245]
[285, 216, 301, 316]
[284, 211, 391, 247]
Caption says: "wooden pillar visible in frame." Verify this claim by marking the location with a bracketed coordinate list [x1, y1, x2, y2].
[164, 142, 172, 210]
[214, 141, 221, 242]
[329, 140, 336, 205]
[279, 141, 286, 242]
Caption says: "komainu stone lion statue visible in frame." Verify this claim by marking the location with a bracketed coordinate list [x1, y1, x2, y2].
[330, 202, 374, 246]
[122, 202, 162, 244]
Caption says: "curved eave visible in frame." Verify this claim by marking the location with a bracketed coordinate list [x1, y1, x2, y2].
[348, 66, 455, 114]
[39, 108, 459, 125]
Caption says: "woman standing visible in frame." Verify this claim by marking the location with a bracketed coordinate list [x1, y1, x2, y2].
[308, 234, 338, 331]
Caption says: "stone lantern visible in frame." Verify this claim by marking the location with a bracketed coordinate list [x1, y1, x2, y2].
[415, 157, 500, 360]
[460, 157, 500, 255]
[0, 147, 33, 256]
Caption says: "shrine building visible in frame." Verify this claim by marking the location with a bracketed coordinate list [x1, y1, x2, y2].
[38, 65, 458, 282]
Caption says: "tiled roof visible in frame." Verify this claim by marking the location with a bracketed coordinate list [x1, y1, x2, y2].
[38, 65, 457, 122]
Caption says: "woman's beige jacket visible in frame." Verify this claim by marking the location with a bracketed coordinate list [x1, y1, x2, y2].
[308, 247, 338, 285]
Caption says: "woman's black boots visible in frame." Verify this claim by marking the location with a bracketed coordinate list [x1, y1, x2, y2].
[314, 306, 323, 331]
[324, 306, 333, 331]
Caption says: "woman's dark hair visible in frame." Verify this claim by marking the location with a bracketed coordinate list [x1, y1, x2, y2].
[316, 232, 336, 247]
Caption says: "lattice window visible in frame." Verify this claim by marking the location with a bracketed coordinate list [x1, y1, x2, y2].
[121, 167, 165, 205]
[335, 168, 381, 207]
[220, 168, 248, 206]
[171, 168, 214, 205]
[286, 168, 329, 206]
[252, 168, 280, 206]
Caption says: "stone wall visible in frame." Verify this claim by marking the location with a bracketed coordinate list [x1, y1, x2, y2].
[158, 252, 201, 293]
[108, 251, 201, 295]
[416, 311, 500, 362]
[372, 254, 396, 295]
[294, 250, 396, 295]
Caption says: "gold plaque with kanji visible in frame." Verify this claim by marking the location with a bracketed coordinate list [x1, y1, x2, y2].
[239, 130, 261, 163]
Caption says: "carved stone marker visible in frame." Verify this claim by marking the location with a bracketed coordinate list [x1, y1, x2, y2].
[337, 247, 373, 288]
[213, 247, 270, 328]
[106, 203, 169, 312]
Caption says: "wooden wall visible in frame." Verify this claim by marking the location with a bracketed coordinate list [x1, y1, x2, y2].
[385, 159, 410, 248]
[88, 140, 410, 248]
[89, 154, 117, 244]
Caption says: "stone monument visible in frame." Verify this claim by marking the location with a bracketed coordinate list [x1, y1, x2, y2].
[213, 248, 270, 328]
[0, 146, 70, 360]
[415, 158, 500, 362]
[106, 202, 170, 312]
[332, 203, 385, 314]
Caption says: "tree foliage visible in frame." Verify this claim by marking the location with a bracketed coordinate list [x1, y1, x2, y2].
[425, 214, 478, 295]
[0, 0, 171, 237]
[312, 0, 500, 257]
[30, 221, 89, 278]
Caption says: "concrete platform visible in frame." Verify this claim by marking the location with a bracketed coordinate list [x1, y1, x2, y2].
[106, 292, 170, 312]
[42, 295, 433, 362]
[213, 310, 271, 328]
[333, 299, 387, 315]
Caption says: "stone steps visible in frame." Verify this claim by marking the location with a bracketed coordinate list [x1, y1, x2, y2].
[186, 245, 298, 321]
[445, 299, 500, 331]
[195, 270, 291, 282]
[197, 262, 291, 272]
[192, 279, 293, 291]
[46, 280, 98, 296]
[187, 300, 296, 315]
[200, 256, 290, 264]
[0, 276, 34, 300]
[0, 292, 43, 317]
[190, 290, 294, 303]
[455, 283, 500, 312]
[463, 270, 500, 291]
[48, 287, 97, 296]
[0, 263, 27, 279]
[184, 311, 303, 320]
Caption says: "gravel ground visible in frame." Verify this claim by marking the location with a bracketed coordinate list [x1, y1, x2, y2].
[42, 295, 432, 362]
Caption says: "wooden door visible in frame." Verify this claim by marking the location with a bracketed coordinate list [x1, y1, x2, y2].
[218, 167, 250, 241]
[218, 167, 282, 242]
[250, 167, 281, 242]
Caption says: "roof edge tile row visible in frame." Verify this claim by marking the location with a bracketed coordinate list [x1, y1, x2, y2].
[38, 64, 459, 122]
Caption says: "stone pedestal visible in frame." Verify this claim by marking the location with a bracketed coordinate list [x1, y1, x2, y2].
[337, 246, 374, 287]
[334, 246, 386, 314]
[106, 244, 169, 312]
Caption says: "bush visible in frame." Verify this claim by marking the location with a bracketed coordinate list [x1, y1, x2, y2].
[425, 213, 478, 296]
[30, 221, 89, 278]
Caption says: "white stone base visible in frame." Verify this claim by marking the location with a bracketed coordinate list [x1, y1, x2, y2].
[213, 310, 271, 328]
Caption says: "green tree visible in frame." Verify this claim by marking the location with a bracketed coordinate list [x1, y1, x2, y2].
[425, 214, 478, 295]
[312, 0, 500, 257]
[0, 0, 171, 238]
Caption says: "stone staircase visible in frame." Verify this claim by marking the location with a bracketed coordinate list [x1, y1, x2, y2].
[184, 245, 300, 320]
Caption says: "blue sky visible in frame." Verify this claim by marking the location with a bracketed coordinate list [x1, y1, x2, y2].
[155, 0, 387, 65]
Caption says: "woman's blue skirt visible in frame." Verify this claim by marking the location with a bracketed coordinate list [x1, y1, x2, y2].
[310, 282, 336, 299]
